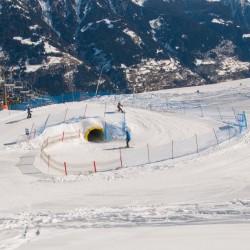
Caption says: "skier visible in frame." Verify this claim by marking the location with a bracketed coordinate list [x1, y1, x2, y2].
[125, 130, 131, 148]
[27, 106, 32, 119]
[117, 102, 124, 113]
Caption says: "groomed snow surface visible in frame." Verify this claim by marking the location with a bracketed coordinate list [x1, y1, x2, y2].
[1, 78, 250, 249]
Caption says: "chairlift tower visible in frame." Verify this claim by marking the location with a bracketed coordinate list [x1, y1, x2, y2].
[95, 64, 108, 96]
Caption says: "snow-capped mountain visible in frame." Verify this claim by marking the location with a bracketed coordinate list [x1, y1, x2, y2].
[1, 0, 250, 94]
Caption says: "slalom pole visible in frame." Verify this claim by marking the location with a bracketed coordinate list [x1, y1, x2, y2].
[93, 161, 97, 173]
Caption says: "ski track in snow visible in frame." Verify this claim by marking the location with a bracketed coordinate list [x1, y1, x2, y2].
[1, 200, 250, 231]
[1, 201, 250, 250]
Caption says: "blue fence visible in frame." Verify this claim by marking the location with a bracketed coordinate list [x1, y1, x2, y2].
[9, 91, 113, 110]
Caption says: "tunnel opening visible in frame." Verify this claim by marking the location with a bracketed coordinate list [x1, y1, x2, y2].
[85, 127, 104, 142]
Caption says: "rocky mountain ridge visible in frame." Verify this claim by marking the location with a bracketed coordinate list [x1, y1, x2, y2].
[1, 0, 250, 94]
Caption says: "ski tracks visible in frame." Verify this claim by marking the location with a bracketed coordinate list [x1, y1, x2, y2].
[1, 200, 250, 232]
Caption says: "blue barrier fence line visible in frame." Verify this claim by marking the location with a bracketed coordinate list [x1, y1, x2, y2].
[9, 91, 113, 110]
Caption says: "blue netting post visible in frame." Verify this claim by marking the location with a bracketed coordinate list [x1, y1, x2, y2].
[83, 104, 88, 118]
[243, 111, 248, 128]
[213, 128, 219, 145]
[104, 103, 107, 117]
[217, 106, 222, 121]
[122, 112, 126, 134]
[237, 111, 248, 133]
[104, 122, 107, 140]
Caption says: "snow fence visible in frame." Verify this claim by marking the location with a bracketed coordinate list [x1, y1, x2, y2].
[40, 132, 121, 175]
[40, 123, 241, 175]
[11, 91, 247, 174]
[34, 98, 247, 175]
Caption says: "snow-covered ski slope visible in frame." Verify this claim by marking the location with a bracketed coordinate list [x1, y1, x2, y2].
[1, 78, 250, 249]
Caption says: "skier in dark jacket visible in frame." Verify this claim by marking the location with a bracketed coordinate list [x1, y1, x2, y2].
[27, 106, 32, 118]
[125, 130, 131, 148]
[117, 102, 124, 113]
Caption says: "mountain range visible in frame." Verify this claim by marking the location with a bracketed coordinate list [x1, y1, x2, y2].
[1, 0, 250, 94]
